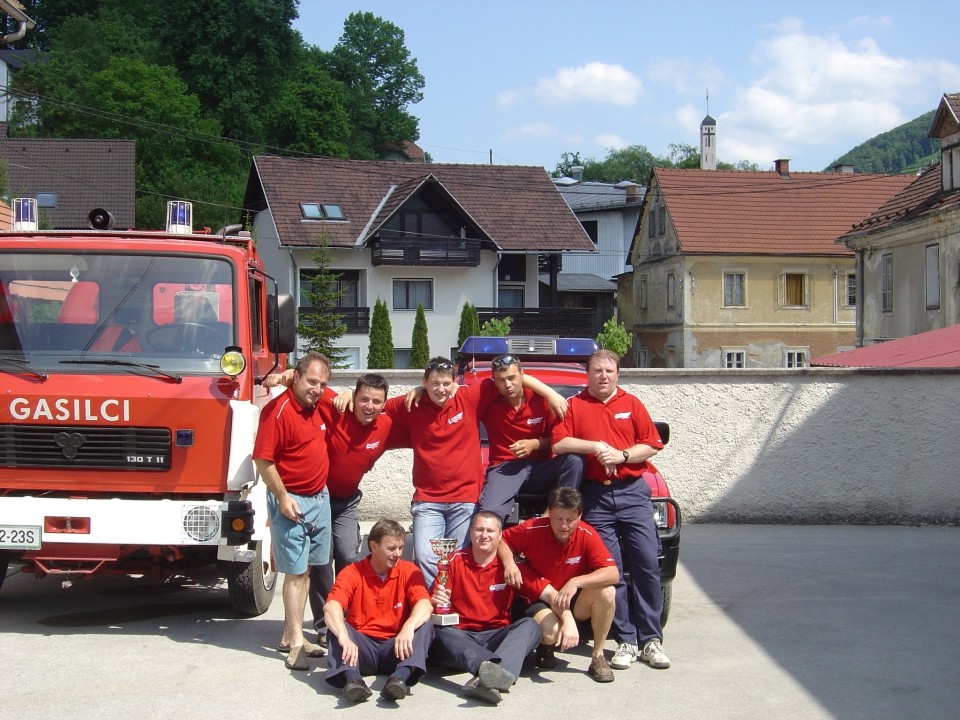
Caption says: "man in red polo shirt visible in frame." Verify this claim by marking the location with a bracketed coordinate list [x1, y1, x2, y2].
[429, 510, 542, 705]
[499, 486, 619, 683]
[253, 351, 332, 671]
[324, 519, 434, 703]
[479, 354, 583, 523]
[307, 374, 409, 648]
[552, 348, 670, 673]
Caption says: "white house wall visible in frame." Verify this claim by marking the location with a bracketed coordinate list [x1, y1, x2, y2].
[561, 209, 639, 280]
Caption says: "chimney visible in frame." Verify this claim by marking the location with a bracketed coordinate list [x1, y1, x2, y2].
[624, 183, 641, 203]
[570, 165, 584, 182]
[774, 158, 790, 178]
[832, 163, 855, 174]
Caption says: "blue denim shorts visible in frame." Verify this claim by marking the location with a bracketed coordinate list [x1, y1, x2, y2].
[267, 489, 331, 575]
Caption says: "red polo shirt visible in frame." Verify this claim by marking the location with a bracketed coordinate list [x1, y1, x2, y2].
[327, 556, 430, 640]
[253, 387, 328, 496]
[502, 517, 617, 601]
[481, 387, 555, 464]
[384, 381, 497, 503]
[552, 387, 663, 484]
[317, 400, 409, 499]
[433, 549, 522, 630]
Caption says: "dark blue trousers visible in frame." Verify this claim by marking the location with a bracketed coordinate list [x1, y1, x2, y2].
[431, 618, 541, 679]
[581, 478, 663, 646]
[325, 621, 434, 688]
[480, 454, 583, 521]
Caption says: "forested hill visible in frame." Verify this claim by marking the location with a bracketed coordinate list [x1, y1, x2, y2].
[826, 110, 939, 174]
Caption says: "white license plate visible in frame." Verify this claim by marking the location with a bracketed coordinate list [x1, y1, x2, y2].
[0, 525, 42, 550]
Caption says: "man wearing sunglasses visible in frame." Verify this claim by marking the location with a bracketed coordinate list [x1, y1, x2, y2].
[254, 351, 333, 671]
[478, 354, 583, 524]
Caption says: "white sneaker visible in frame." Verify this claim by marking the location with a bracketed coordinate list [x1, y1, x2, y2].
[609, 642, 637, 670]
[640, 639, 671, 669]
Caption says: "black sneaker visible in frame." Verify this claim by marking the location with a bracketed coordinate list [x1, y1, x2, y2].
[342, 678, 372, 703]
[535, 644, 557, 669]
[380, 675, 408, 701]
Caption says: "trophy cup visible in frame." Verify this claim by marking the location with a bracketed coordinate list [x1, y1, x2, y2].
[429, 537, 460, 626]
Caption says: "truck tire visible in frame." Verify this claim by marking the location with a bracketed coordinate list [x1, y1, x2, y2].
[225, 537, 277, 617]
[660, 584, 672, 627]
[0, 552, 9, 592]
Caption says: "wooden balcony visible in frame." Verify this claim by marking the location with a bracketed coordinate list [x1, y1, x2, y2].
[298, 306, 370, 334]
[371, 237, 481, 267]
[476, 307, 600, 338]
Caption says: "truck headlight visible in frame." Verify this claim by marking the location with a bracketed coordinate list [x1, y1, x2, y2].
[183, 506, 220, 541]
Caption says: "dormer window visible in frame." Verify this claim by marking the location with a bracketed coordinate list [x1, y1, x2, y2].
[301, 203, 346, 220]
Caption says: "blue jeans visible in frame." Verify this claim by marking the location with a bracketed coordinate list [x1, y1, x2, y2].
[410, 501, 476, 589]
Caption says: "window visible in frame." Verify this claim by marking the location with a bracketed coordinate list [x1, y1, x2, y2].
[36, 192, 57, 209]
[723, 350, 746, 369]
[638, 275, 648, 310]
[580, 220, 599, 245]
[338, 347, 360, 369]
[782, 272, 808, 307]
[393, 348, 412, 369]
[300, 203, 345, 220]
[648, 212, 655, 238]
[657, 206, 666, 235]
[299, 269, 359, 308]
[784, 349, 808, 368]
[925, 244, 941, 310]
[881, 253, 893, 313]
[723, 272, 745, 306]
[666, 273, 676, 309]
[393, 278, 433, 310]
[498, 286, 524, 308]
[844, 272, 857, 307]
[636, 348, 648, 367]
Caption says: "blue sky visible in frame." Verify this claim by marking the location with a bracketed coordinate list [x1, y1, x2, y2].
[294, 1, 960, 175]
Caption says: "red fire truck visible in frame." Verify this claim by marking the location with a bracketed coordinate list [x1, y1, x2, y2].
[0, 199, 296, 615]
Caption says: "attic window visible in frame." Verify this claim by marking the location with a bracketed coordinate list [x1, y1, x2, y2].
[300, 203, 345, 221]
[36, 192, 57, 209]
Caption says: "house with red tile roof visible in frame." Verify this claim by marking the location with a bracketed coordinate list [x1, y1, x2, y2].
[242, 156, 595, 368]
[620, 161, 911, 368]
[839, 92, 960, 347]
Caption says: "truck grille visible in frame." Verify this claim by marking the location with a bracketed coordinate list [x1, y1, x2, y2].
[0, 425, 171, 470]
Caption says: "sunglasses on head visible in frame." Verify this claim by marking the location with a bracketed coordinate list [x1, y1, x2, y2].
[491, 355, 519, 370]
[425, 360, 453, 372]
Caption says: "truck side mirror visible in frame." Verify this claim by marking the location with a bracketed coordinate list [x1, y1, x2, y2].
[267, 293, 297, 353]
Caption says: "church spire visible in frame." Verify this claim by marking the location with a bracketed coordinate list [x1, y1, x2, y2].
[700, 89, 717, 170]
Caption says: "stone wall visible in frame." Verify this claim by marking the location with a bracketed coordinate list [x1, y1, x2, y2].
[324, 368, 960, 525]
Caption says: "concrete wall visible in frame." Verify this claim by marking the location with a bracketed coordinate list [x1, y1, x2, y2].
[323, 367, 960, 526]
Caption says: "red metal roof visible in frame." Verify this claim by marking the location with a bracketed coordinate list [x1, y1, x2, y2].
[653, 167, 912, 256]
[811, 324, 960, 368]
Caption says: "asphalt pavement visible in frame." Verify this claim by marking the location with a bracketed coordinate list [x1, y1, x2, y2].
[1, 524, 958, 720]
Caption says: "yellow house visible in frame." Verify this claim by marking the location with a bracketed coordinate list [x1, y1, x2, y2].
[620, 162, 912, 368]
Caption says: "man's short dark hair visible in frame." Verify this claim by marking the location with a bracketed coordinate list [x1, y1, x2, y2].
[472, 510, 503, 531]
[295, 350, 331, 376]
[368, 519, 406, 546]
[423, 356, 454, 379]
[355, 373, 388, 397]
[547, 486, 584, 515]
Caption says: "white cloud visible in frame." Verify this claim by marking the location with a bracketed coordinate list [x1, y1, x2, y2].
[707, 21, 960, 168]
[503, 122, 559, 140]
[526, 62, 642, 106]
[593, 133, 629, 151]
[648, 58, 726, 97]
[496, 88, 520, 108]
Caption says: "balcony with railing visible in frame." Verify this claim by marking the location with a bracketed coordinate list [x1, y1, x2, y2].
[476, 306, 600, 338]
[371, 237, 481, 267]
[298, 306, 370, 334]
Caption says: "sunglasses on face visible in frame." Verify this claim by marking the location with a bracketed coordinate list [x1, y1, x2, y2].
[491, 355, 518, 370]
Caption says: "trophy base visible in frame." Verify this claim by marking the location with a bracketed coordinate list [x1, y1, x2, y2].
[430, 612, 460, 626]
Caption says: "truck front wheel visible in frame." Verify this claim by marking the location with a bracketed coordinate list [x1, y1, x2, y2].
[225, 536, 277, 617]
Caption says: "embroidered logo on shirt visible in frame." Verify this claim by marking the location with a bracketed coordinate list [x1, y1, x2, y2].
[614, 412, 632, 420]
[489, 583, 507, 592]
[448, 411, 464, 425]
[320, 423, 327, 431]
[526, 417, 544, 426]
[366, 440, 381, 450]
[394, 602, 403, 609]
[565, 556, 582, 564]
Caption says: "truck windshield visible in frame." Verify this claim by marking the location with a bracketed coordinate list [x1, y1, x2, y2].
[0, 252, 236, 373]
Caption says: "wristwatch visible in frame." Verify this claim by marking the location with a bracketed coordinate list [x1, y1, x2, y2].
[621, 449, 629, 463]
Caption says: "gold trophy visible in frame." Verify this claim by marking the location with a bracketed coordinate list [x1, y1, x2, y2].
[429, 537, 460, 626]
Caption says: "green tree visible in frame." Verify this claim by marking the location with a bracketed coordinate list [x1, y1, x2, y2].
[367, 297, 394, 369]
[410, 303, 430, 368]
[596, 316, 631, 358]
[297, 235, 348, 366]
[456, 302, 481, 351]
[322, 11, 425, 158]
[480, 316, 512, 336]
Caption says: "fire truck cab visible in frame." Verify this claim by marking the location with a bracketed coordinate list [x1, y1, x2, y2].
[0, 200, 296, 615]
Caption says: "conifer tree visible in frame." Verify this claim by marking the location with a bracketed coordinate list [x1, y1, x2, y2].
[410, 303, 430, 368]
[367, 297, 394, 369]
[456, 302, 481, 354]
[297, 233, 348, 366]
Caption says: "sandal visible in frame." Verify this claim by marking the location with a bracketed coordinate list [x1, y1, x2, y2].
[278, 640, 325, 657]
